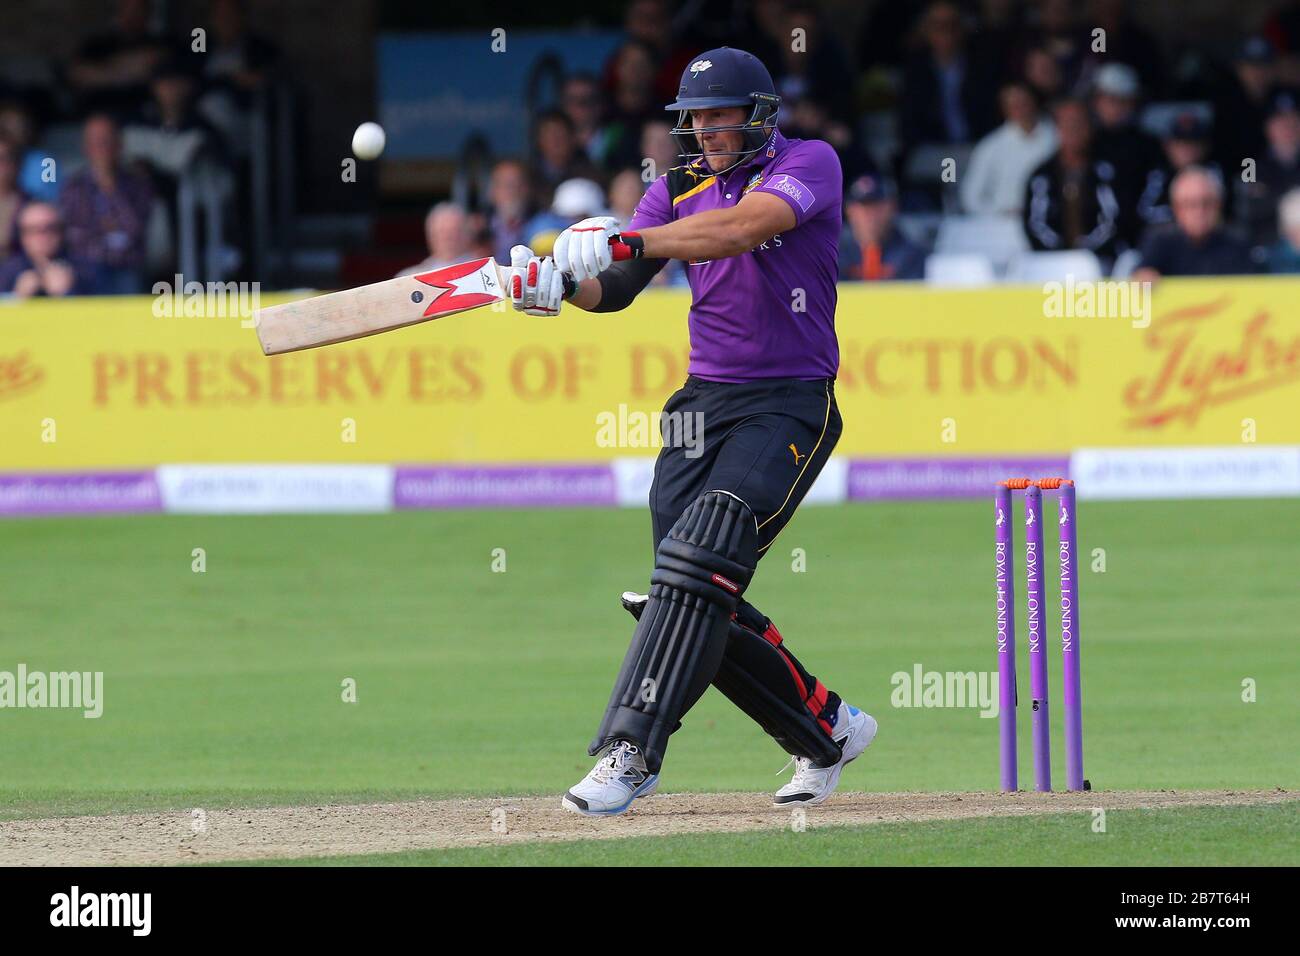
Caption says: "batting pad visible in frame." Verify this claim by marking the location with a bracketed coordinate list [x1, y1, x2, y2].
[590, 491, 758, 772]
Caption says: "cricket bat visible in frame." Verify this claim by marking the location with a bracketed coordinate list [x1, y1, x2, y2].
[255, 256, 509, 355]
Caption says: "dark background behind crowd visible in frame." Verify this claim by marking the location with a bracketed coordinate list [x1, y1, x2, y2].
[5, 0, 1300, 297]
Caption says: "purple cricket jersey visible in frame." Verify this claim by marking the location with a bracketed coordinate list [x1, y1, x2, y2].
[630, 128, 842, 382]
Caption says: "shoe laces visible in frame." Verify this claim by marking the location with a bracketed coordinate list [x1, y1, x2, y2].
[593, 740, 639, 784]
[776, 754, 819, 787]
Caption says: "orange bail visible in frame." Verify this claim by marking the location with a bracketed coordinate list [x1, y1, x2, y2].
[999, 477, 1074, 490]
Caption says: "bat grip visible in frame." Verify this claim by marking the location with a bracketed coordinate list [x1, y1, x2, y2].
[610, 232, 644, 261]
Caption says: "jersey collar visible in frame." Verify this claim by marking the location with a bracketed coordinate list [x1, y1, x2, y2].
[726, 127, 785, 183]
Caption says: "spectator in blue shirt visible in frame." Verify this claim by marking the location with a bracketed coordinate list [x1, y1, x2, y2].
[59, 114, 154, 294]
[0, 100, 57, 202]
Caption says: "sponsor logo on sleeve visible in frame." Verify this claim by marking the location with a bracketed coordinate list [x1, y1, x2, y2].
[765, 174, 815, 213]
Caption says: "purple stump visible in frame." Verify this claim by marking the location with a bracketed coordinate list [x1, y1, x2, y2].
[995, 483, 1018, 791]
[1024, 484, 1051, 791]
[1058, 481, 1085, 790]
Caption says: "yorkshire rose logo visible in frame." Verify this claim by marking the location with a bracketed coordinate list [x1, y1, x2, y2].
[1124, 297, 1300, 427]
[0, 352, 44, 401]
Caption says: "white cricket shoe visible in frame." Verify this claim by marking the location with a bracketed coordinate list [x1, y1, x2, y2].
[561, 739, 660, 816]
[773, 702, 877, 806]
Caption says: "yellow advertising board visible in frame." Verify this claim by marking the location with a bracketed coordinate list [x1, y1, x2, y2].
[2, 277, 1299, 469]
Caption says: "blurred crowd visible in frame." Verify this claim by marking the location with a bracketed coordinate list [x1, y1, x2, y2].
[407, 0, 1300, 287]
[0, 0, 277, 297]
[9, 0, 1300, 297]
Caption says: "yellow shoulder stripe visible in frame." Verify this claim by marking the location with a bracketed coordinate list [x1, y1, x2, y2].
[672, 176, 718, 206]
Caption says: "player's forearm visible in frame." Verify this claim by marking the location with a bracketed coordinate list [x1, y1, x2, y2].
[637, 208, 759, 261]
[566, 277, 602, 310]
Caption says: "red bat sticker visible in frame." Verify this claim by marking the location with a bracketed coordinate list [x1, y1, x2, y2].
[413, 257, 502, 317]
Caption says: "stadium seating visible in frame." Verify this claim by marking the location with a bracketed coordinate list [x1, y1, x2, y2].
[924, 253, 997, 286]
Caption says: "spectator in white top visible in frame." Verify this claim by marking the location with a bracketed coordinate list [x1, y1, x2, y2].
[960, 81, 1057, 216]
[523, 178, 608, 255]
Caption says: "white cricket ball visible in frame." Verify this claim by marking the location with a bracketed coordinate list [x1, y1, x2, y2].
[351, 122, 386, 161]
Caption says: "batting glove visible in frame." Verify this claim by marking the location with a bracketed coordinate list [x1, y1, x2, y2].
[509, 245, 572, 316]
[554, 216, 644, 282]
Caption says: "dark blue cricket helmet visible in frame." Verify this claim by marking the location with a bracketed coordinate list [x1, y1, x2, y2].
[666, 47, 780, 172]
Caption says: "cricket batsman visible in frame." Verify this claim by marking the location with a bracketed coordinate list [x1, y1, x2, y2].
[508, 47, 877, 816]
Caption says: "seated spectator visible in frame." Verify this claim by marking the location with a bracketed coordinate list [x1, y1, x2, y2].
[0, 137, 27, 260]
[136, 57, 221, 147]
[1090, 63, 1163, 245]
[1237, 88, 1300, 248]
[486, 159, 535, 265]
[839, 175, 928, 281]
[765, 1, 856, 123]
[530, 110, 601, 208]
[639, 120, 679, 180]
[201, 0, 280, 104]
[855, 0, 927, 73]
[397, 202, 473, 277]
[0, 100, 57, 202]
[1264, 1, 1300, 85]
[608, 168, 646, 229]
[961, 81, 1058, 217]
[1022, 45, 1066, 106]
[1022, 0, 1086, 93]
[1267, 186, 1300, 271]
[464, 211, 494, 260]
[1213, 36, 1277, 170]
[59, 114, 154, 294]
[605, 0, 694, 104]
[972, 0, 1026, 82]
[1132, 167, 1255, 280]
[129, 58, 224, 196]
[899, 1, 1000, 155]
[1076, 0, 1167, 96]
[784, 98, 876, 180]
[524, 178, 608, 254]
[68, 0, 173, 116]
[195, 0, 281, 161]
[597, 40, 660, 172]
[1138, 113, 1231, 235]
[0, 202, 107, 297]
[560, 73, 607, 166]
[1023, 99, 1124, 265]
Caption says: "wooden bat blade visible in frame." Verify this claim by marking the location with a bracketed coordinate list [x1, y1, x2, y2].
[255, 257, 508, 355]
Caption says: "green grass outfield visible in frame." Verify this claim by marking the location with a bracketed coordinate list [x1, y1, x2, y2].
[1, 500, 1297, 831]
[233, 803, 1299, 866]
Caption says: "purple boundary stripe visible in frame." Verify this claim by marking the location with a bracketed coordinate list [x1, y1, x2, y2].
[849, 457, 1071, 501]
[0, 471, 162, 516]
[394, 464, 617, 509]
